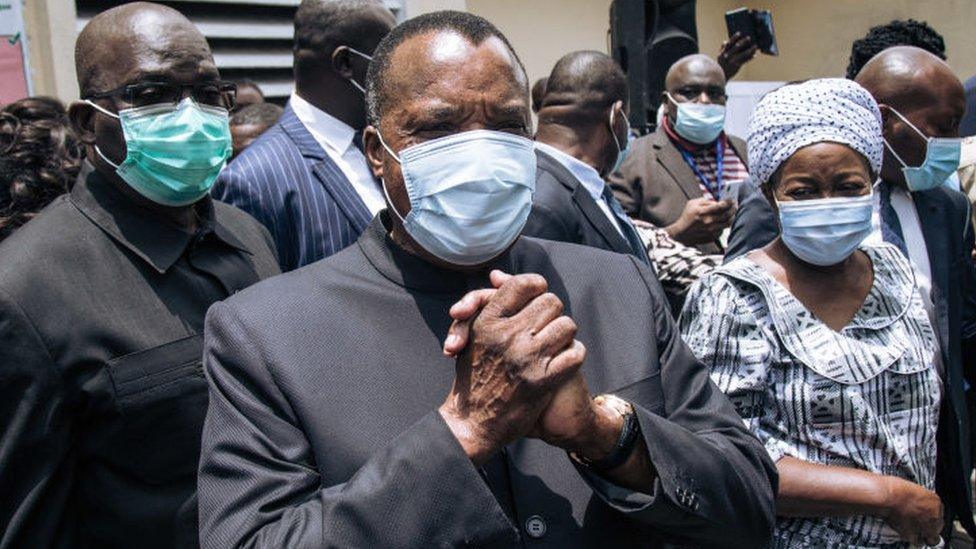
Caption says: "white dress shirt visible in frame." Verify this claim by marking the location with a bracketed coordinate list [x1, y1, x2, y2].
[290, 93, 385, 215]
[865, 183, 942, 373]
[534, 142, 624, 237]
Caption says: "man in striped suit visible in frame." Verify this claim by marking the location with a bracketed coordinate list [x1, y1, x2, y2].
[213, 0, 396, 271]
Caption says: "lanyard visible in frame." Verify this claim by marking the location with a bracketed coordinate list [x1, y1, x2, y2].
[678, 139, 724, 199]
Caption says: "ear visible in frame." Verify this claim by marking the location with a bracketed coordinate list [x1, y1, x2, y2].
[331, 46, 354, 79]
[878, 103, 903, 134]
[68, 100, 97, 145]
[363, 125, 384, 179]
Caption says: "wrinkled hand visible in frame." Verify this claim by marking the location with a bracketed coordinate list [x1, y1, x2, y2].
[718, 32, 758, 80]
[666, 197, 736, 245]
[882, 476, 944, 546]
[443, 274, 619, 460]
[438, 271, 585, 465]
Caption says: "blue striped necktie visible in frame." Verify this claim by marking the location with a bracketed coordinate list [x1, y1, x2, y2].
[878, 180, 909, 257]
[601, 186, 651, 266]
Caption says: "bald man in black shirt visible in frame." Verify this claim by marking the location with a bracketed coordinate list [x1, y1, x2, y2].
[0, 3, 279, 547]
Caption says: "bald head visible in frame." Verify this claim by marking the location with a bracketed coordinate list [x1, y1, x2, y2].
[855, 46, 965, 186]
[75, 2, 212, 97]
[540, 50, 627, 125]
[855, 46, 961, 112]
[665, 54, 725, 92]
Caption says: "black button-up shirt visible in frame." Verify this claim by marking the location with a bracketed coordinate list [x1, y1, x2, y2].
[0, 170, 280, 548]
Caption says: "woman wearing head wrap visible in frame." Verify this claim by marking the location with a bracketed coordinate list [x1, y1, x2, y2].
[679, 79, 943, 548]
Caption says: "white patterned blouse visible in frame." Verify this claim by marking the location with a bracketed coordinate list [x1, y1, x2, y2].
[679, 243, 941, 548]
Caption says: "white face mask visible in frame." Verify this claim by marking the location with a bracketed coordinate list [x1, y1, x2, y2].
[378, 129, 537, 266]
[667, 92, 726, 144]
[777, 194, 874, 266]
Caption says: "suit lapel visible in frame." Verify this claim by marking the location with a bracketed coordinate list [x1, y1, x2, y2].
[535, 149, 633, 254]
[653, 129, 704, 200]
[913, 190, 951, 354]
[279, 103, 373, 233]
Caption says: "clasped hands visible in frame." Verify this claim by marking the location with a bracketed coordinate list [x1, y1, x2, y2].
[437, 270, 624, 466]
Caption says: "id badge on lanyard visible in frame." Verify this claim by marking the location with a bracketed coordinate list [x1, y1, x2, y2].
[679, 140, 724, 199]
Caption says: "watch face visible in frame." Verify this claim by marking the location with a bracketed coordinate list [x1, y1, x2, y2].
[597, 394, 633, 417]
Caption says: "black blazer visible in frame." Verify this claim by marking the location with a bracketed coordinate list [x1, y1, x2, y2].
[197, 214, 777, 548]
[727, 184, 976, 537]
[523, 148, 647, 261]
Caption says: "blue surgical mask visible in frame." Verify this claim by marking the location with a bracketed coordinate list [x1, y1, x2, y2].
[884, 107, 961, 192]
[777, 194, 874, 266]
[87, 98, 231, 206]
[609, 106, 633, 173]
[667, 92, 726, 145]
[378, 129, 537, 266]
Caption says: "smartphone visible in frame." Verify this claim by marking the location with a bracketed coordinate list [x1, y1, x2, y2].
[725, 7, 779, 56]
[718, 179, 745, 205]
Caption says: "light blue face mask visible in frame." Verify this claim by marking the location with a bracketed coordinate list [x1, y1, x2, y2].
[667, 92, 726, 145]
[87, 97, 231, 207]
[884, 107, 961, 192]
[777, 193, 874, 266]
[609, 106, 633, 173]
[378, 129, 537, 266]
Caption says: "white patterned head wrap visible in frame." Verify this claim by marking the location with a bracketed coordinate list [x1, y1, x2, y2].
[747, 78, 882, 187]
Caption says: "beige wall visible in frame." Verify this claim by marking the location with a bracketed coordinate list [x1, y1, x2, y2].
[20, 0, 976, 105]
[22, 0, 78, 101]
[465, 0, 976, 86]
[697, 0, 976, 82]
[466, 0, 613, 86]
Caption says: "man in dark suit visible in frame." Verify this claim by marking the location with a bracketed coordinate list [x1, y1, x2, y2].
[727, 47, 976, 543]
[609, 54, 746, 254]
[213, 0, 396, 271]
[197, 11, 776, 548]
[524, 50, 649, 264]
[858, 47, 976, 542]
[0, 4, 280, 547]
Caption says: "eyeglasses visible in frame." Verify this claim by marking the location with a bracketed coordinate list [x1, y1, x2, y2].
[671, 85, 727, 103]
[85, 81, 238, 110]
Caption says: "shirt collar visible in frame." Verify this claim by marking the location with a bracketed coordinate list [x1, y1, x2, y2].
[662, 115, 725, 153]
[533, 142, 608, 202]
[357, 211, 517, 295]
[290, 92, 356, 155]
[69, 169, 251, 274]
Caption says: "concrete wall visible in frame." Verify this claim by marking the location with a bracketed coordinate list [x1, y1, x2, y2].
[22, 0, 78, 100]
[465, 0, 613, 86]
[696, 0, 976, 82]
[18, 0, 976, 104]
[468, 0, 976, 86]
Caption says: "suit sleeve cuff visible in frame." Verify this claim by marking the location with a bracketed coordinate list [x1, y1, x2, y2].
[571, 405, 692, 521]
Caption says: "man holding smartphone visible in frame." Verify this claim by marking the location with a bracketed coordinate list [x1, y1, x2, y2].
[609, 54, 748, 255]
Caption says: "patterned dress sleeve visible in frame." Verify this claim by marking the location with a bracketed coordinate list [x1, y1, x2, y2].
[678, 274, 787, 462]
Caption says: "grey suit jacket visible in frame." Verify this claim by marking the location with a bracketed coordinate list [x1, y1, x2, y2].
[523, 148, 648, 262]
[198, 214, 777, 548]
[608, 127, 748, 254]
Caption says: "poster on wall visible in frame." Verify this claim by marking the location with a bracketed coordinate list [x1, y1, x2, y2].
[0, 0, 30, 105]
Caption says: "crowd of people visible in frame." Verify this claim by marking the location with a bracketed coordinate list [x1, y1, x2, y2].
[0, 1, 974, 548]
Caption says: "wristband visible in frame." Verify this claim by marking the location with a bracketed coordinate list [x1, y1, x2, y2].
[571, 395, 640, 472]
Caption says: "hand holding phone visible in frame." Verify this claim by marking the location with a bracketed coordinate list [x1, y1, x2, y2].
[725, 7, 779, 56]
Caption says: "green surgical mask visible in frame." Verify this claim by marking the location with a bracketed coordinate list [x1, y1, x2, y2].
[87, 98, 232, 206]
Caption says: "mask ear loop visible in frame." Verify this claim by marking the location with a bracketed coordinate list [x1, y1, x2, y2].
[376, 129, 408, 222]
[608, 106, 622, 154]
[883, 105, 933, 170]
[341, 46, 373, 95]
[84, 100, 123, 169]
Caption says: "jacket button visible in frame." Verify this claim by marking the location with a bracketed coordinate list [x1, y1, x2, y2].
[525, 515, 547, 538]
